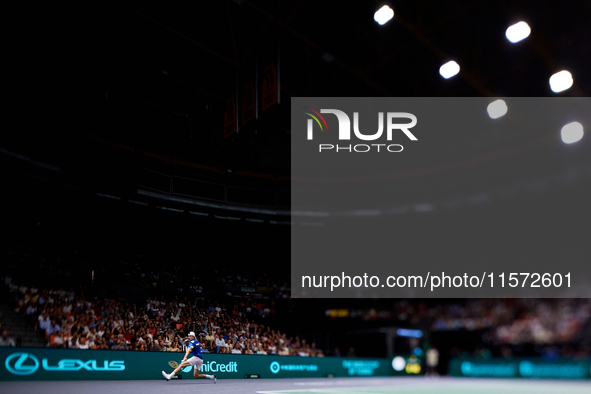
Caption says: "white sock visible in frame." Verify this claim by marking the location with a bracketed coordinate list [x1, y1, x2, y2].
[170, 372, 176, 377]
[206, 375, 213, 379]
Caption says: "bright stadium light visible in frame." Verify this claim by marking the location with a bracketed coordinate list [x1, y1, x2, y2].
[392, 356, 406, 371]
[374, 5, 394, 25]
[561, 122, 584, 144]
[505, 21, 531, 43]
[439, 60, 460, 79]
[549, 70, 573, 93]
[487, 99, 508, 119]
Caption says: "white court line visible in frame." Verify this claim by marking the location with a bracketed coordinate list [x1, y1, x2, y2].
[256, 387, 382, 394]
[257, 389, 336, 394]
[257, 391, 330, 394]
[255, 377, 418, 393]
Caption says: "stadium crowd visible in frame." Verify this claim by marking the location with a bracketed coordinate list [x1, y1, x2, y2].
[4, 279, 324, 357]
[2, 247, 589, 358]
[429, 298, 591, 346]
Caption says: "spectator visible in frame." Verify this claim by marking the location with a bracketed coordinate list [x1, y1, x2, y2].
[165, 328, 174, 343]
[267, 342, 277, 354]
[205, 330, 214, 348]
[38, 313, 51, 334]
[26, 302, 38, 320]
[113, 337, 128, 351]
[53, 332, 65, 348]
[68, 333, 79, 349]
[278, 345, 289, 356]
[95, 337, 108, 350]
[106, 334, 117, 349]
[425, 347, 440, 377]
[145, 336, 154, 351]
[46, 319, 61, 338]
[162, 334, 171, 350]
[257, 342, 268, 355]
[0, 330, 16, 347]
[215, 334, 226, 353]
[77, 336, 90, 350]
[231, 343, 242, 354]
[168, 339, 182, 352]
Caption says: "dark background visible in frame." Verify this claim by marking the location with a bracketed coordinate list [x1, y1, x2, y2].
[2, 0, 591, 373]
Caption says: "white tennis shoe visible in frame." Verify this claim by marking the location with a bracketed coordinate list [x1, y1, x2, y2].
[162, 371, 171, 381]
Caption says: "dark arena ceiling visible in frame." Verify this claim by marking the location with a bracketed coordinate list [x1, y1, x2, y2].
[3, 1, 591, 219]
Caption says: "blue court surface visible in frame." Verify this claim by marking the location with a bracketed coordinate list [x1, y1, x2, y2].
[1, 377, 590, 394]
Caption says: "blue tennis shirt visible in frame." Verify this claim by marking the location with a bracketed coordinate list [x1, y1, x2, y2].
[188, 339, 203, 359]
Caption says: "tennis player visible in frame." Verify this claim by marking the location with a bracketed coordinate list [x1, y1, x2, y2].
[162, 332, 216, 383]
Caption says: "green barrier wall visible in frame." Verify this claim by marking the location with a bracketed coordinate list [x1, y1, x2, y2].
[449, 357, 591, 380]
[0, 348, 420, 381]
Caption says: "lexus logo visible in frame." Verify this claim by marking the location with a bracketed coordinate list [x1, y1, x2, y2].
[5, 353, 39, 375]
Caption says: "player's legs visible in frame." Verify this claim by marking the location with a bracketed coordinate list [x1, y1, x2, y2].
[193, 368, 207, 378]
[162, 360, 191, 380]
[194, 370, 216, 383]
[173, 360, 191, 375]
[192, 358, 216, 382]
[193, 368, 216, 381]
[163, 357, 215, 382]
